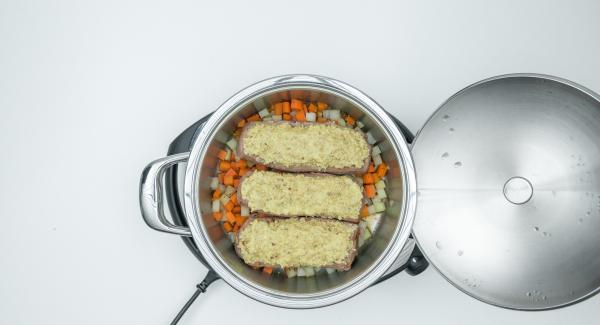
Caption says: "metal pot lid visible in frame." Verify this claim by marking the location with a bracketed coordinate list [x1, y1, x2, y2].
[411, 73, 600, 310]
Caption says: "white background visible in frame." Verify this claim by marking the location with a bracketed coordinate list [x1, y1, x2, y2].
[1, 0, 600, 324]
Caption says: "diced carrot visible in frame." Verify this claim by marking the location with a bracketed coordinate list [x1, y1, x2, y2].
[223, 222, 233, 233]
[317, 102, 328, 111]
[233, 178, 241, 188]
[376, 163, 388, 178]
[224, 200, 234, 212]
[373, 174, 381, 184]
[363, 173, 375, 184]
[219, 161, 231, 171]
[365, 184, 376, 198]
[213, 212, 222, 221]
[238, 168, 247, 176]
[212, 188, 221, 200]
[283, 113, 291, 121]
[368, 163, 375, 173]
[233, 205, 241, 214]
[225, 168, 237, 178]
[273, 102, 283, 115]
[237, 160, 247, 169]
[302, 104, 308, 113]
[217, 150, 228, 161]
[237, 119, 246, 128]
[317, 117, 327, 123]
[256, 164, 267, 171]
[226, 211, 236, 223]
[282, 102, 291, 113]
[217, 173, 224, 183]
[230, 193, 238, 205]
[360, 205, 370, 218]
[344, 115, 355, 126]
[291, 99, 304, 111]
[247, 114, 261, 122]
[235, 215, 246, 225]
[262, 267, 273, 275]
[233, 128, 241, 138]
[307, 103, 317, 112]
[223, 175, 234, 186]
[296, 110, 306, 122]
[233, 223, 241, 232]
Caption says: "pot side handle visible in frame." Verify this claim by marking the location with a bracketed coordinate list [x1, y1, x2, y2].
[139, 152, 192, 236]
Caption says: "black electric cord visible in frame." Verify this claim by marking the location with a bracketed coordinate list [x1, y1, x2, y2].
[170, 270, 220, 325]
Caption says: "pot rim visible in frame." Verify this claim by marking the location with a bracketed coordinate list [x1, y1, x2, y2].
[183, 74, 417, 308]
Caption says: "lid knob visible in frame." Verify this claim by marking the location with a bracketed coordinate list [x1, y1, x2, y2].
[503, 177, 533, 204]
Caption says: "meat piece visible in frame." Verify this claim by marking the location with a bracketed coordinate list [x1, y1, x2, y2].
[235, 216, 359, 270]
[237, 121, 371, 174]
[238, 171, 363, 222]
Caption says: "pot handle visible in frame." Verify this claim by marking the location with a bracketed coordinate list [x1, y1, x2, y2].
[139, 152, 192, 236]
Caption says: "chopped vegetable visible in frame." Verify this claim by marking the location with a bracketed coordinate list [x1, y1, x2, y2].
[273, 102, 283, 115]
[286, 268, 297, 278]
[366, 131, 376, 145]
[213, 212, 222, 221]
[296, 110, 306, 122]
[226, 211, 236, 223]
[291, 99, 304, 111]
[223, 174, 234, 186]
[365, 213, 382, 233]
[363, 173, 375, 184]
[365, 184, 376, 198]
[376, 162, 388, 177]
[307, 103, 317, 112]
[223, 222, 233, 233]
[325, 267, 336, 274]
[368, 163, 375, 173]
[212, 200, 220, 213]
[217, 150, 229, 161]
[375, 179, 386, 191]
[372, 154, 383, 167]
[212, 188, 221, 200]
[224, 200, 234, 212]
[258, 108, 270, 118]
[241, 205, 250, 216]
[283, 113, 291, 121]
[344, 115, 355, 126]
[360, 205, 370, 218]
[209, 177, 219, 190]
[317, 102, 328, 111]
[306, 112, 316, 122]
[371, 145, 381, 156]
[237, 119, 246, 128]
[226, 138, 238, 151]
[247, 114, 261, 122]
[282, 102, 291, 113]
[262, 267, 273, 275]
[219, 161, 231, 171]
[373, 200, 386, 213]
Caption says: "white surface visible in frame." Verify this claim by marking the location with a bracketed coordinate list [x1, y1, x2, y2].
[1, 0, 599, 324]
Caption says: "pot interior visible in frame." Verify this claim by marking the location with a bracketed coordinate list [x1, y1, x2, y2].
[196, 86, 409, 296]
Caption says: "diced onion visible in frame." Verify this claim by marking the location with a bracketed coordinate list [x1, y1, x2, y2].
[241, 205, 250, 217]
[322, 110, 341, 120]
[366, 131, 377, 145]
[371, 145, 381, 156]
[212, 200, 220, 213]
[286, 268, 297, 278]
[356, 120, 365, 129]
[365, 213, 382, 233]
[272, 115, 282, 121]
[304, 268, 315, 277]
[325, 268, 336, 274]
[375, 188, 387, 200]
[373, 154, 383, 167]
[220, 195, 230, 206]
[209, 177, 219, 190]
[258, 108, 270, 118]
[297, 268, 306, 277]
[224, 186, 236, 197]
[375, 180, 386, 191]
[226, 138, 237, 151]
[306, 112, 316, 122]
[373, 200, 386, 213]
[367, 205, 376, 215]
[337, 118, 346, 127]
[224, 149, 231, 161]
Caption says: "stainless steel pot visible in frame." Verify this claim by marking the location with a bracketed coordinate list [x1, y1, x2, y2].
[140, 75, 417, 308]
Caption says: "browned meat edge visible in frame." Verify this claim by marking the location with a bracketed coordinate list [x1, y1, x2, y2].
[234, 215, 360, 271]
[237, 170, 364, 223]
[237, 121, 371, 175]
